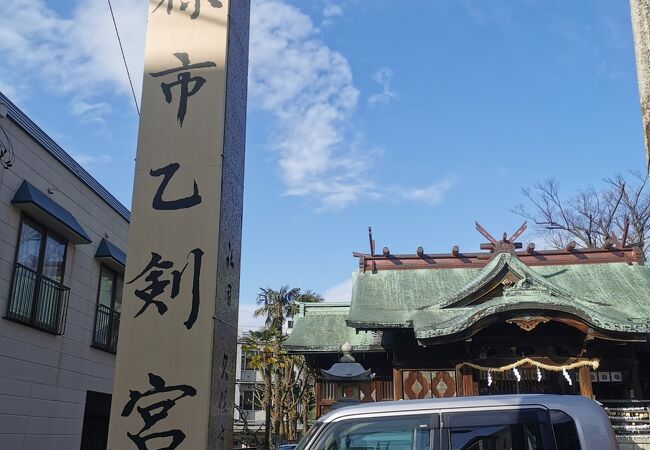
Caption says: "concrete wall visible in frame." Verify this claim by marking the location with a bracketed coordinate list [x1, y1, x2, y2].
[0, 113, 128, 449]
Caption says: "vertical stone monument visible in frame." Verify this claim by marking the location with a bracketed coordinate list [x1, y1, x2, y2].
[107, 1, 250, 448]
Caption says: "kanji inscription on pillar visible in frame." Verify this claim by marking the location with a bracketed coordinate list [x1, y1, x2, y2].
[107, 1, 249, 449]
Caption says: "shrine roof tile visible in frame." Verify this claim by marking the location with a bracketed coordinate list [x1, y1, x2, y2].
[348, 253, 650, 339]
[284, 303, 387, 353]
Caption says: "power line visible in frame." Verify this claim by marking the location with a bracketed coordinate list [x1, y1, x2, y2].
[106, 0, 140, 116]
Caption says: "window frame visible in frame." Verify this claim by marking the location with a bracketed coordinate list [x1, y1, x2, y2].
[6, 214, 70, 334]
[91, 264, 123, 353]
[14, 215, 68, 282]
[313, 413, 440, 450]
[240, 389, 263, 412]
[549, 410, 581, 450]
[242, 351, 258, 371]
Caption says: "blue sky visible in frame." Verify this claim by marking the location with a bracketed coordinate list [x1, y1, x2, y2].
[0, 0, 646, 329]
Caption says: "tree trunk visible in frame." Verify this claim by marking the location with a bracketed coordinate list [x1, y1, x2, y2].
[272, 366, 283, 447]
[262, 363, 273, 450]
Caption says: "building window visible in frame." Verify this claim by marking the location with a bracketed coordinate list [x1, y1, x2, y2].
[240, 390, 262, 411]
[6, 217, 70, 334]
[92, 266, 123, 353]
[242, 351, 257, 371]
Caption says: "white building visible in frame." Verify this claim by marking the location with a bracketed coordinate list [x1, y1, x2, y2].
[234, 331, 266, 447]
[0, 92, 129, 450]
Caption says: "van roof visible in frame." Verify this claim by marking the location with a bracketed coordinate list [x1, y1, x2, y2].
[319, 394, 602, 423]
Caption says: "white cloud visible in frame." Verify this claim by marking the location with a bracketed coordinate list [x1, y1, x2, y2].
[323, 4, 344, 19]
[368, 67, 397, 107]
[250, 2, 447, 210]
[72, 153, 112, 168]
[396, 177, 457, 206]
[250, 0, 375, 210]
[70, 100, 113, 124]
[0, 0, 454, 211]
[0, 0, 146, 110]
[322, 4, 344, 26]
[323, 278, 352, 302]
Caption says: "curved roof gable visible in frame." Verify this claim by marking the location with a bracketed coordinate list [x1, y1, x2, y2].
[432, 252, 575, 310]
[347, 255, 650, 340]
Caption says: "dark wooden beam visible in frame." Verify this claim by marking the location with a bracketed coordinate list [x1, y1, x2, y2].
[509, 221, 528, 243]
[463, 372, 475, 397]
[579, 366, 593, 399]
[476, 221, 498, 244]
[354, 246, 643, 272]
[610, 232, 622, 248]
[392, 368, 403, 400]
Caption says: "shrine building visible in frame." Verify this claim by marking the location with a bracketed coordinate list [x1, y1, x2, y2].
[285, 223, 650, 438]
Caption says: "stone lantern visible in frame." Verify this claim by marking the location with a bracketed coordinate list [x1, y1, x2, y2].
[321, 342, 373, 408]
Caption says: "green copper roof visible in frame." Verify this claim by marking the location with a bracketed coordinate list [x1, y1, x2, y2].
[285, 303, 386, 353]
[348, 253, 650, 339]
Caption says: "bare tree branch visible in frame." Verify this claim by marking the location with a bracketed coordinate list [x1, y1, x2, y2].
[514, 172, 650, 252]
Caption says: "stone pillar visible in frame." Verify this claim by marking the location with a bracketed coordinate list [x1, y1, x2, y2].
[630, 0, 650, 172]
[106, 1, 249, 449]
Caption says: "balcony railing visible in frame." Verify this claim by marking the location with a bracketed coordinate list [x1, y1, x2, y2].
[6, 263, 70, 335]
[93, 304, 120, 353]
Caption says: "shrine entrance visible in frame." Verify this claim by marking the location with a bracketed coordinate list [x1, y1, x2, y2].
[475, 366, 580, 396]
[451, 318, 599, 398]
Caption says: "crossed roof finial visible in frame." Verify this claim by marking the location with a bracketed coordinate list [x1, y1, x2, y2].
[476, 221, 527, 252]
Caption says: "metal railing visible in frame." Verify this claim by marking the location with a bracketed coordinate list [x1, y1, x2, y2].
[6, 263, 70, 334]
[93, 304, 120, 353]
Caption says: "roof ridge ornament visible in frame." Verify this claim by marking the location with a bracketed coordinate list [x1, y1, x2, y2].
[476, 221, 527, 253]
[502, 276, 553, 298]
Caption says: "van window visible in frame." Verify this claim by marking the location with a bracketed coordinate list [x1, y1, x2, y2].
[318, 416, 432, 450]
[443, 409, 552, 450]
[449, 423, 544, 450]
[550, 410, 581, 450]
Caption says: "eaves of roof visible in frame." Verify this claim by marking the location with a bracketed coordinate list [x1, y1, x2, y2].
[0, 91, 131, 222]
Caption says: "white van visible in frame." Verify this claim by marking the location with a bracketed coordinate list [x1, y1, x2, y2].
[296, 394, 618, 450]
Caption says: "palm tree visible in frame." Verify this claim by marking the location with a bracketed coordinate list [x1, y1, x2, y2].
[254, 286, 323, 332]
[242, 328, 286, 450]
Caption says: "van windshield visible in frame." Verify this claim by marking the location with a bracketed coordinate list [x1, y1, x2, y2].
[296, 422, 323, 450]
[317, 415, 431, 450]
